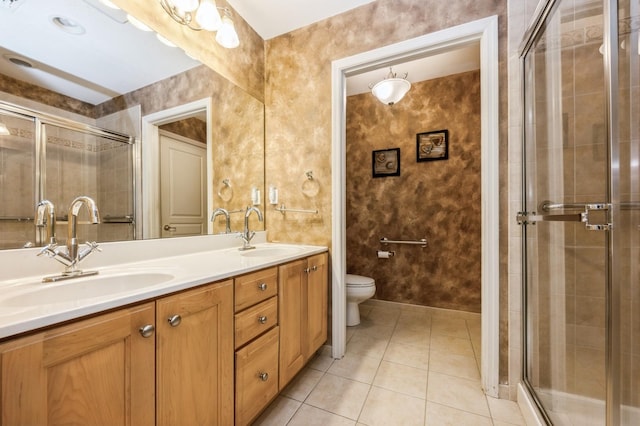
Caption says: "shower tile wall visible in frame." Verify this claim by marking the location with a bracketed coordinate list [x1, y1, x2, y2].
[0, 114, 35, 249]
[345, 71, 481, 313]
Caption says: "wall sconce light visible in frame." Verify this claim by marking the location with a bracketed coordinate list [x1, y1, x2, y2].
[0, 117, 9, 136]
[369, 67, 411, 105]
[159, 0, 240, 48]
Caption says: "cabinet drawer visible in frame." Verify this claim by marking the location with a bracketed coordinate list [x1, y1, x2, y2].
[235, 267, 277, 311]
[235, 326, 279, 426]
[235, 296, 278, 349]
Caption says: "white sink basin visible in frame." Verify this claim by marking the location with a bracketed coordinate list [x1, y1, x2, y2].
[239, 246, 303, 258]
[4, 272, 175, 306]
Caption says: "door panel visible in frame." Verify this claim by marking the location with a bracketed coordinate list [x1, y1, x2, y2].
[159, 132, 206, 238]
[521, 0, 608, 424]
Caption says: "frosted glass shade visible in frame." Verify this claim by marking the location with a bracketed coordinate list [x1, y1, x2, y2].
[216, 16, 239, 49]
[371, 78, 411, 105]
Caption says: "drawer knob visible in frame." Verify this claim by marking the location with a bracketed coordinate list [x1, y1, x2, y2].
[258, 372, 269, 382]
[258, 315, 268, 324]
[258, 282, 268, 291]
[139, 324, 155, 338]
[168, 314, 182, 327]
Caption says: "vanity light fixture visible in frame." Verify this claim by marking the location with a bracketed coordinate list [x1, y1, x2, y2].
[159, 0, 240, 48]
[0, 121, 9, 136]
[369, 67, 411, 106]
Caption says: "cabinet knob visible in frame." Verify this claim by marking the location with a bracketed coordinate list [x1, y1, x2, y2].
[311, 265, 318, 271]
[258, 315, 268, 324]
[304, 267, 310, 274]
[139, 324, 155, 338]
[258, 283, 268, 291]
[167, 314, 182, 327]
[258, 372, 269, 382]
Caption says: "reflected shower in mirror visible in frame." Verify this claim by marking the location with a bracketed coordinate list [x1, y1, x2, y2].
[0, 0, 265, 249]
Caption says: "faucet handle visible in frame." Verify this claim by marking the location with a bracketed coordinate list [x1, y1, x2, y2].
[37, 244, 56, 257]
[85, 241, 102, 253]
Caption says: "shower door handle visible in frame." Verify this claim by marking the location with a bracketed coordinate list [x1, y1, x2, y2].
[517, 203, 611, 231]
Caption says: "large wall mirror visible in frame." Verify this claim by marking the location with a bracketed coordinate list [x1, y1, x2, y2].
[0, 0, 265, 250]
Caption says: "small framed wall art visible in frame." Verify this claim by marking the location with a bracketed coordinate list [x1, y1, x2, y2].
[372, 148, 400, 178]
[416, 129, 449, 162]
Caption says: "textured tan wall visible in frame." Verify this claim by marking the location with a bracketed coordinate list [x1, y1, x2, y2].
[346, 71, 481, 312]
[159, 117, 207, 143]
[264, 0, 508, 380]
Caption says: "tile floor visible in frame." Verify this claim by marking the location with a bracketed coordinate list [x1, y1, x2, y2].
[254, 301, 526, 425]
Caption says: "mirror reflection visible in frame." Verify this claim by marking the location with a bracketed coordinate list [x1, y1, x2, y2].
[0, 0, 265, 250]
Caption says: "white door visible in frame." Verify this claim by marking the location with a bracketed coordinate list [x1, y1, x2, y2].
[159, 132, 207, 238]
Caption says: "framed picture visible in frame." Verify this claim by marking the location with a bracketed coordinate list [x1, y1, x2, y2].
[372, 148, 400, 178]
[416, 129, 448, 162]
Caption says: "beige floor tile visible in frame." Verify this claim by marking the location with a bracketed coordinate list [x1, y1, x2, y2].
[429, 350, 480, 380]
[288, 404, 356, 426]
[307, 346, 335, 372]
[487, 397, 526, 425]
[383, 341, 429, 370]
[372, 360, 428, 399]
[350, 319, 395, 339]
[346, 326, 356, 342]
[425, 401, 493, 425]
[328, 351, 381, 384]
[431, 317, 470, 339]
[390, 327, 430, 348]
[281, 367, 325, 401]
[345, 331, 390, 359]
[430, 334, 475, 357]
[426, 371, 490, 417]
[253, 396, 302, 426]
[396, 311, 432, 331]
[359, 386, 426, 426]
[363, 306, 401, 326]
[305, 374, 371, 420]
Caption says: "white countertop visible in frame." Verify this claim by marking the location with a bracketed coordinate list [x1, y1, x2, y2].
[0, 237, 327, 340]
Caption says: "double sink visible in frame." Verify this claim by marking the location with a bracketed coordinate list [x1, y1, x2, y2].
[2, 244, 305, 308]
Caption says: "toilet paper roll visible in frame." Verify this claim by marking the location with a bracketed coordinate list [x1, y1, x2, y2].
[377, 250, 394, 259]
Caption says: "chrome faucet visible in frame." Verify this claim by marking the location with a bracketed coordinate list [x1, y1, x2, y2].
[239, 206, 263, 251]
[35, 200, 57, 246]
[211, 208, 231, 233]
[37, 196, 102, 282]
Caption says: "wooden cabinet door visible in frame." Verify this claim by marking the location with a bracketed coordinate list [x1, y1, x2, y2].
[235, 326, 279, 426]
[278, 259, 307, 389]
[156, 280, 234, 426]
[306, 253, 328, 358]
[0, 302, 156, 426]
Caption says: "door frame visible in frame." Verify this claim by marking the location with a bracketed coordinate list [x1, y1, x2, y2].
[331, 15, 500, 397]
[140, 98, 213, 239]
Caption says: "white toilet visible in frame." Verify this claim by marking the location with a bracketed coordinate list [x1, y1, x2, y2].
[346, 274, 376, 326]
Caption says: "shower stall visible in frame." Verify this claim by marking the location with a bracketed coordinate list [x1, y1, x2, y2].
[0, 102, 136, 250]
[519, 0, 639, 424]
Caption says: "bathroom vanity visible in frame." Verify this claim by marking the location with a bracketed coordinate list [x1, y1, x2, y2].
[0, 236, 328, 425]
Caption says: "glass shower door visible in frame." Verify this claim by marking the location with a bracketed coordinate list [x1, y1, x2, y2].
[521, 0, 609, 424]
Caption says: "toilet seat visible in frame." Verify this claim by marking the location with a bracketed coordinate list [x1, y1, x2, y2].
[346, 274, 375, 287]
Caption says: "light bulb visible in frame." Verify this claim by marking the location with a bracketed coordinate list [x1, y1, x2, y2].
[127, 14, 152, 31]
[195, 0, 221, 31]
[215, 16, 239, 48]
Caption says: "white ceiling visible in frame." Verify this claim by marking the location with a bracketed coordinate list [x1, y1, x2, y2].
[0, 0, 479, 106]
[0, 0, 200, 105]
[227, 0, 377, 40]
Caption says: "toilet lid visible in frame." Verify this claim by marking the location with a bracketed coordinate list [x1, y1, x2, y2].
[346, 274, 375, 287]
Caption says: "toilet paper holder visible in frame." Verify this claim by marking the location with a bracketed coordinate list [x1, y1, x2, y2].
[377, 250, 395, 258]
